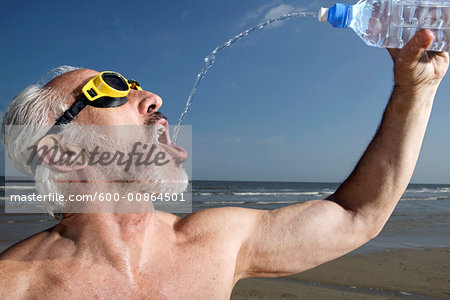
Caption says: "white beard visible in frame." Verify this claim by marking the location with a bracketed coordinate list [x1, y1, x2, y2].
[36, 124, 189, 214]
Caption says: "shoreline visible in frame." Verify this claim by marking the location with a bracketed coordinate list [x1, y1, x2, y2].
[232, 247, 450, 299]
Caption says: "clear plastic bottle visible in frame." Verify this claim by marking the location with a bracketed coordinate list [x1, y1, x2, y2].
[318, 0, 450, 51]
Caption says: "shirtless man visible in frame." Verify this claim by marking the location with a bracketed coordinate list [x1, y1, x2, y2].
[0, 29, 448, 299]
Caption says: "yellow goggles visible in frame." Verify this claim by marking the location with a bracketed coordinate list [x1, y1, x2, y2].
[54, 71, 142, 125]
[82, 71, 142, 102]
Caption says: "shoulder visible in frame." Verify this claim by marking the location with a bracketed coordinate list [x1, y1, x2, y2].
[0, 229, 59, 297]
[0, 227, 56, 260]
[172, 207, 269, 280]
[0, 260, 36, 298]
[174, 207, 266, 243]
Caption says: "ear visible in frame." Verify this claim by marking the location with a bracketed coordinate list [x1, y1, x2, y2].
[35, 134, 86, 173]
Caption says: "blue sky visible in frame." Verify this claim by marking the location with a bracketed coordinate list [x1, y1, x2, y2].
[1, 0, 450, 183]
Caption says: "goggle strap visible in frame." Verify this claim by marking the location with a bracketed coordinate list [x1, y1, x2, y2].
[54, 97, 88, 126]
[87, 96, 128, 108]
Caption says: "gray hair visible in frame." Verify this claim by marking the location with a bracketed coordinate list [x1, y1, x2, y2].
[1, 65, 80, 218]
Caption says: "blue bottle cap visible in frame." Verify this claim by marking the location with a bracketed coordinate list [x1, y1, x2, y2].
[328, 3, 352, 28]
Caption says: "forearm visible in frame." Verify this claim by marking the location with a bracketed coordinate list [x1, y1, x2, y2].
[328, 84, 439, 232]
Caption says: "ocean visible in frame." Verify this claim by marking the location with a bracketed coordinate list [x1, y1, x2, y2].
[1, 180, 450, 253]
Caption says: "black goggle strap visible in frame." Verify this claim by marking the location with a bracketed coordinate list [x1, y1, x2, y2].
[54, 97, 89, 126]
[87, 96, 128, 108]
[54, 94, 129, 124]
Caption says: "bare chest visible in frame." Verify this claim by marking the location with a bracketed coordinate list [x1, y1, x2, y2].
[32, 248, 238, 299]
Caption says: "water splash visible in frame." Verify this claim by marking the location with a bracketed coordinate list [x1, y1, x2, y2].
[171, 11, 317, 144]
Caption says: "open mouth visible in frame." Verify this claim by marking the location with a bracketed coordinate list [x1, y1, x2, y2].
[154, 118, 188, 163]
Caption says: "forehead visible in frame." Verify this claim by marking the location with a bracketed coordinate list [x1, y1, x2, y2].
[45, 69, 99, 96]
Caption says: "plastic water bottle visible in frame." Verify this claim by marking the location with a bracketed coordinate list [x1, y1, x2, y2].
[318, 0, 450, 51]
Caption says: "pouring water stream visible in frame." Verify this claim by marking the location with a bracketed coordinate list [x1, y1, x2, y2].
[171, 11, 317, 144]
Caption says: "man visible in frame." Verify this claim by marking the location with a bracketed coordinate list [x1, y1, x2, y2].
[0, 29, 448, 299]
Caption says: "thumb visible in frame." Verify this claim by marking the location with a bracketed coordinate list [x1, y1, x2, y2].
[400, 29, 435, 63]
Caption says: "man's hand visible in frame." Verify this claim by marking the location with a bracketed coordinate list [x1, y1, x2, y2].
[388, 29, 449, 94]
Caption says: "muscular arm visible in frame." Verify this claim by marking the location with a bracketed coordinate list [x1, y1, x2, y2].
[230, 29, 449, 279]
[327, 85, 437, 230]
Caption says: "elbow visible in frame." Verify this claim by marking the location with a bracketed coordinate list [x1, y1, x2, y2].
[366, 223, 384, 240]
[350, 216, 385, 247]
[327, 193, 389, 241]
[343, 206, 387, 243]
[357, 213, 388, 241]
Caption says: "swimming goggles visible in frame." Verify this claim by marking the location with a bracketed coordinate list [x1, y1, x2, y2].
[54, 71, 142, 126]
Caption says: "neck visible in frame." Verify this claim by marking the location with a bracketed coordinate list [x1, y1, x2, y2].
[54, 212, 176, 283]
[59, 212, 157, 242]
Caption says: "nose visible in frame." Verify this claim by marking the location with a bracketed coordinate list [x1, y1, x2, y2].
[132, 90, 163, 115]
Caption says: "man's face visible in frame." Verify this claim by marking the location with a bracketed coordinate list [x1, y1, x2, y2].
[46, 68, 189, 196]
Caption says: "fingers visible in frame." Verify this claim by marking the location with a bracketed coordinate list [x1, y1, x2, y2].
[400, 29, 435, 63]
[428, 50, 450, 61]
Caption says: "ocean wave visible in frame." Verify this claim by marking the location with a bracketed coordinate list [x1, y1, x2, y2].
[192, 191, 330, 197]
[197, 200, 301, 205]
[231, 192, 321, 196]
[0, 219, 52, 224]
[252, 201, 299, 205]
[198, 201, 248, 205]
[1, 185, 36, 190]
[405, 187, 450, 193]
[401, 196, 448, 201]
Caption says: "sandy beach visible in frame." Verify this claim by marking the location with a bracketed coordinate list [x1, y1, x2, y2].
[232, 247, 450, 299]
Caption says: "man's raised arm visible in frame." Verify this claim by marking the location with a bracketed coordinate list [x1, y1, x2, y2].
[231, 29, 449, 280]
[328, 29, 448, 229]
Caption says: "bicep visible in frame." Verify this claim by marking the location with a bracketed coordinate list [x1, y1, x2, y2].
[237, 200, 371, 279]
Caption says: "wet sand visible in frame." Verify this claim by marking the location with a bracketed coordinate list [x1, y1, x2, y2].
[231, 247, 450, 299]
